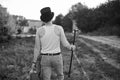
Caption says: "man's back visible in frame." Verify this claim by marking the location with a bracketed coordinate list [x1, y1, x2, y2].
[39, 24, 61, 53]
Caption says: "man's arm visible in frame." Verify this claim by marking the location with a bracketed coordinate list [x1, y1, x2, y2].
[60, 26, 72, 50]
[33, 29, 41, 63]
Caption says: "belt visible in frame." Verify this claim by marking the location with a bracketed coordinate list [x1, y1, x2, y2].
[41, 52, 61, 56]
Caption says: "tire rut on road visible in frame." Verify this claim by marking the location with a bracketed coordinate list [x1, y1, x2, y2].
[78, 37, 120, 80]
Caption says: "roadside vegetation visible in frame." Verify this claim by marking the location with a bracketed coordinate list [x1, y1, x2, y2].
[0, 37, 35, 80]
[54, 0, 120, 36]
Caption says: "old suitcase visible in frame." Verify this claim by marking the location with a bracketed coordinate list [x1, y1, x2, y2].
[30, 71, 40, 80]
[29, 55, 43, 80]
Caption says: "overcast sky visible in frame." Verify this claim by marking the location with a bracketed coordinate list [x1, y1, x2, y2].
[0, 0, 107, 20]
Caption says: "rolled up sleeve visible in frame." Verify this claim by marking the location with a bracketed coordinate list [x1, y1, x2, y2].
[60, 26, 71, 50]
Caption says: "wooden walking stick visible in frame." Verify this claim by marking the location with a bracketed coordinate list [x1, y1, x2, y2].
[68, 29, 77, 77]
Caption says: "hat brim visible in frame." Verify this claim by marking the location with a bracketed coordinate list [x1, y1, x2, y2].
[40, 12, 54, 23]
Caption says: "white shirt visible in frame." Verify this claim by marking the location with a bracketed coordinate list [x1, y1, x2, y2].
[34, 24, 71, 54]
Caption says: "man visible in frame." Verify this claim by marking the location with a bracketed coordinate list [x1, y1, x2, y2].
[31, 7, 76, 80]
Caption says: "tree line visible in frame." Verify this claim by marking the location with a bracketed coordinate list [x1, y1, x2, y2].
[0, 0, 120, 43]
[0, 5, 29, 43]
[54, 0, 120, 36]
[0, 5, 10, 42]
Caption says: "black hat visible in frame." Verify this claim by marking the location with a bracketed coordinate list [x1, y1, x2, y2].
[40, 7, 54, 23]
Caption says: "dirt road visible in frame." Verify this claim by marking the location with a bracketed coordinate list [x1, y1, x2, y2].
[64, 35, 120, 80]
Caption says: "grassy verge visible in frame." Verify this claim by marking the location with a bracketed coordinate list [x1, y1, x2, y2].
[0, 37, 35, 80]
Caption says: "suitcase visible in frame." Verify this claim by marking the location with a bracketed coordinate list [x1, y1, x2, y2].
[30, 71, 40, 80]
[28, 55, 43, 80]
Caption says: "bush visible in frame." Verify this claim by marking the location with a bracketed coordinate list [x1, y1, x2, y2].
[0, 5, 10, 43]
[88, 25, 120, 36]
[17, 29, 22, 34]
[0, 27, 11, 43]
[28, 28, 36, 34]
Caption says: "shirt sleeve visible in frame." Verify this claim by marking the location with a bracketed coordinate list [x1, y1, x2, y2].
[33, 29, 41, 62]
[60, 26, 71, 50]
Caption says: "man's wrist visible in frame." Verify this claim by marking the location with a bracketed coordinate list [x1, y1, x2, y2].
[71, 46, 73, 51]
[32, 61, 36, 64]
[70, 45, 72, 51]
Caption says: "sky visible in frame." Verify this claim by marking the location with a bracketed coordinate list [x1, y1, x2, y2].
[0, 0, 107, 20]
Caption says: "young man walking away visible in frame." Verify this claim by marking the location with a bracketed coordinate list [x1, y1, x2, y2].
[31, 7, 76, 80]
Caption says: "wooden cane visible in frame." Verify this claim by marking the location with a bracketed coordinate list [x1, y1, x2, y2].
[68, 29, 77, 77]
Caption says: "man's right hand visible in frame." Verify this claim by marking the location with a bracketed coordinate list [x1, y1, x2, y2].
[71, 45, 76, 51]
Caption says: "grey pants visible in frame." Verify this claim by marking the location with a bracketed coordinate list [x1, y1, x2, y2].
[41, 54, 64, 80]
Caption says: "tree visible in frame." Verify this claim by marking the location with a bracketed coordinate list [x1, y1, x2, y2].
[66, 0, 120, 36]
[16, 19, 29, 26]
[69, 2, 88, 19]
[61, 15, 73, 32]
[53, 14, 63, 26]
[0, 5, 10, 42]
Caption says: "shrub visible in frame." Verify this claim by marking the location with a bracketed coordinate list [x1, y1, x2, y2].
[0, 27, 11, 43]
[28, 28, 36, 34]
[0, 5, 10, 43]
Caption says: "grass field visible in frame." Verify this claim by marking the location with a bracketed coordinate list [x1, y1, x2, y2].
[0, 35, 120, 80]
[0, 37, 35, 80]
